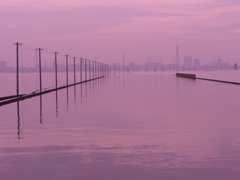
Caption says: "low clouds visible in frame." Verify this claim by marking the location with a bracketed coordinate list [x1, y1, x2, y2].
[1, 1, 239, 37]
[216, 0, 240, 5]
[0, 5, 192, 37]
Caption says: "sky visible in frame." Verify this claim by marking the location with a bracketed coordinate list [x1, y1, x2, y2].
[1, 0, 240, 66]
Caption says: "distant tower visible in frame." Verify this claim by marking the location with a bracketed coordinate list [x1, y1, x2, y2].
[175, 46, 180, 65]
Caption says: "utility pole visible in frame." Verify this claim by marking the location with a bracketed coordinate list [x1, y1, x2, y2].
[98, 62, 100, 77]
[80, 58, 83, 82]
[54, 52, 58, 89]
[65, 55, 69, 86]
[37, 48, 43, 93]
[85, 59, 87, 80]
[73, 57, 76, 84]
[92, 61, 95, 78]
[89, 60, 91, 79]
[14, 42, 22, 98]
[94, 61, 96, 78]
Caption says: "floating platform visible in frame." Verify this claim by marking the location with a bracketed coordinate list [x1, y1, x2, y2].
[176, 73, 196, 79]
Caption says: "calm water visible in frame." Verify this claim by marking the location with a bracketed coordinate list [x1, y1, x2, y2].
[1, 71, 240, 180]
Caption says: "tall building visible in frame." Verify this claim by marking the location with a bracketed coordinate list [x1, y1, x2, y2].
[194, 59, 200, 67]
[217, 56, 222, 65]
[0, 61, 7, 69]
[184, 56, 192, 67]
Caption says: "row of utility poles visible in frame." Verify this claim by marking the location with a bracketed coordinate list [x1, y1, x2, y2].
[14, 42, 110, 97]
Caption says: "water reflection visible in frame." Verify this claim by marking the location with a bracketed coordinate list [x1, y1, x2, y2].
[74, 85, 76, 105]
[39, 95, 43, 124]
[85, 81, 88, 99]
[55, 90, 58, 118]
[17, 101, 21, 139]
[80, 84, 83, 104]
[66, 87, 69, 111]
[89, 80, 92, 98]
[1, 72, 240, 179]
[11, 78, 104, 140]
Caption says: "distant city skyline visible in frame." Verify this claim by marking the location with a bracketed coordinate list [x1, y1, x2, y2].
[0, 54, 235, 73]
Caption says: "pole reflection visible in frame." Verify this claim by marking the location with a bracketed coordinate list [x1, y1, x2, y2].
[89, 80, 92, 98]
[85, 81, 88, 99]
[74, 85, 76, 105]
[40, 95, 43, 124]
[80, 84, 83, 105]
[66, 87, 69, 111]
[17, 101, 21, 139]
[13, 76, 104, 139]
[56, 90, 58, 118]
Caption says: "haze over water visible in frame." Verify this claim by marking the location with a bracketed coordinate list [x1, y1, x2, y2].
[1, 71, 240, 179]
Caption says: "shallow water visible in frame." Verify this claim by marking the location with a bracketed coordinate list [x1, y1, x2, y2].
[0, 71, 240, 179]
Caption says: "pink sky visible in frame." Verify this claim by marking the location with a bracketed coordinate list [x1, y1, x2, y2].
[1, 0, 240, 66]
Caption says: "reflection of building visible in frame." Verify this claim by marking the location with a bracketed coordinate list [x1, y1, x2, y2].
[184, 56, 192, 67]
[194, 59, 200, 67]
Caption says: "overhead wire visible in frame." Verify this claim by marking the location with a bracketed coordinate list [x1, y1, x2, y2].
[12, 42, 107, 96]
[22, 44, 36, 51]
[19, 45, 31, 93]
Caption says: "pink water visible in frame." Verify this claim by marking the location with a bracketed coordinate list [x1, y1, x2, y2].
[0, 71, 240, 179]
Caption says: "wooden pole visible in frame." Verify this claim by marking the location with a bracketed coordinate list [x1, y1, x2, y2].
[54, 52, 58, 88]
[66, 55, 69, 86]
[73, 57, 76, 84]
[92, 61, 94, 78]
[89, 60, 91, 80]
[14, 42, 22, 97]
[85, 59, 87, 81]
[38, 48, 43, 93]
